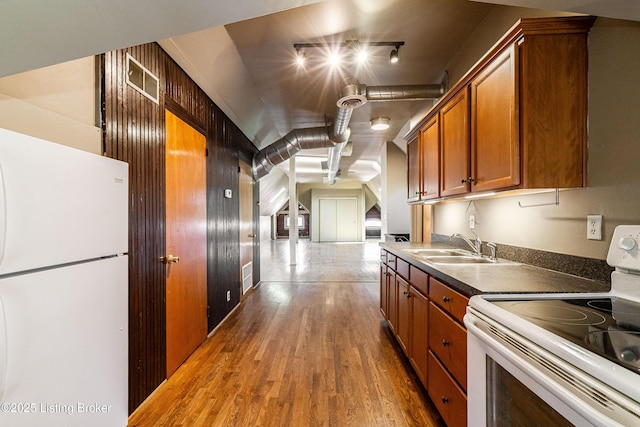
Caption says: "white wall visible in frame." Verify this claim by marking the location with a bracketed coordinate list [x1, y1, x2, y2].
[432, 13, 640, 260]
[0, 56, 101, 154]
[381, 141, 410, 236]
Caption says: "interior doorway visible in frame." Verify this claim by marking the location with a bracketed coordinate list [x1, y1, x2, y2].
[164, 110, 208, 377]
[238, 159, 254, 297]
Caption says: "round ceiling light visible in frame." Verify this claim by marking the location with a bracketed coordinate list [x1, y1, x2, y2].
[371, 117, 390, 131]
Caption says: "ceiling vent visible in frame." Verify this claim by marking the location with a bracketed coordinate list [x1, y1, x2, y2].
[126, 53, 159, 104]
[336, 94, 367, 109]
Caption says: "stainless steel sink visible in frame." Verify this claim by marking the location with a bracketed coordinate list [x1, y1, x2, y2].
[426, 256, 496, 264]
[425, 256, 517, 265]
[405, 248, 471, 257]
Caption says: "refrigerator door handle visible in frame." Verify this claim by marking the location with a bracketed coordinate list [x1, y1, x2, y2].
[0, 296, 6, 401]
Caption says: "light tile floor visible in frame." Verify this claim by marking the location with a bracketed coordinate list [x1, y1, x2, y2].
[260, 238, 382, 282]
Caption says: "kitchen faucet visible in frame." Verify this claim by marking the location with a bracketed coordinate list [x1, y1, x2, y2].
[450, 232, 482, 256]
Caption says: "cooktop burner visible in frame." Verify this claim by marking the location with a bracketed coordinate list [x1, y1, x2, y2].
[491, 297, 640, 373]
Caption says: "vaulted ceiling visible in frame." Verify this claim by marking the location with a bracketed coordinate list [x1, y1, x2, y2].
[2, 0, 638, 214]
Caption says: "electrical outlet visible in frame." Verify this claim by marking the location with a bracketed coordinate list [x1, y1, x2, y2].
[587, 215, 602, 240]
[469, 214, 475, 229]
[226, 290, 231, 302]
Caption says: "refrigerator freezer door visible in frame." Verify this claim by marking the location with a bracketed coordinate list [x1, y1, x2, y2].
[0, 256, 128, 427]
[0, 128, 128, 275]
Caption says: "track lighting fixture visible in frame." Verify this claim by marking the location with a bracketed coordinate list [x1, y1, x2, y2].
[293, 40, 404, 66]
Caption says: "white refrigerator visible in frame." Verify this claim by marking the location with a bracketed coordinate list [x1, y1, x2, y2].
[0, 128, 128, 426]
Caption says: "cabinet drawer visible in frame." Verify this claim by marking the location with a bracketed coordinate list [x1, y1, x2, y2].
[429, 302, 467, 389]
[409, 265, 428, 296]
[429, 277, 468, 323]
[428, 351, 467, 427]
[386, 254, 397, 270]
[396, 257, 409, 280]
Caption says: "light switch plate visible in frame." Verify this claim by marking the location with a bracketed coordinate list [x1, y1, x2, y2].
[587, 214, 602, 240]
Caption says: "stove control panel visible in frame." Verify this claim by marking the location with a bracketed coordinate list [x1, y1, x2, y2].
[607, 225, 640, 271]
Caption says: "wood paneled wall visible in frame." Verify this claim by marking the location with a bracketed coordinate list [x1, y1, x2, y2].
[102, 42, 258, 413]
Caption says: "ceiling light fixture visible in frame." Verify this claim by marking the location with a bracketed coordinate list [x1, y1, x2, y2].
[293, 40, 404, 66]
[370, 116, 390, 131]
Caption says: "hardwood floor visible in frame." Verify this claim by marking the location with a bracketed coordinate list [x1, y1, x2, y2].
[128, 239, 445, 426]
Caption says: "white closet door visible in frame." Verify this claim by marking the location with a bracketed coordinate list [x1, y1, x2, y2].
[319, 199, 337, 241]
[319, 198, 358, 242]
[336, 198, 358, 241]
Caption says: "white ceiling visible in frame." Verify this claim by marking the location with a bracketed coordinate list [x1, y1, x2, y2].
[2, 0, 638, 215]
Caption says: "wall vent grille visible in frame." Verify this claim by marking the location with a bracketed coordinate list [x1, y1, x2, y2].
[126, 53, 159, 104]
[242, 262, 252, 294]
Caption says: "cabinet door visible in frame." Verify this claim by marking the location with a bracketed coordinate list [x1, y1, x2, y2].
[409, 286, 429, 388]
[440, 89, 470, 196]
[420, 115, 440, 199]
[396, 275, 410, 354]
[471, 44, 520, 192]
[407, 135, 421, 202]
[380, 264, 388, 318]
[387, 269, 398, 334]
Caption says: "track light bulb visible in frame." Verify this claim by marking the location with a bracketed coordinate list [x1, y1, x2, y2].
[389, 48, 399, 64]
[295, 50, 307, 66]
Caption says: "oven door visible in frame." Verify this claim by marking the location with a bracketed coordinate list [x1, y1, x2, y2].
[465, 308, 640, 427]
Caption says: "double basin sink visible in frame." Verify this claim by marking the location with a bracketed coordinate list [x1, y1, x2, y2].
[404, 248, 513, 266]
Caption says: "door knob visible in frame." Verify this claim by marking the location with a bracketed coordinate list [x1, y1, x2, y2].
[160, 254, 180, 264]
[248, 234, 256, 238]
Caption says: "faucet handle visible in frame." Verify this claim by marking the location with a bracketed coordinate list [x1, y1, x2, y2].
[487, 242, 497, 260]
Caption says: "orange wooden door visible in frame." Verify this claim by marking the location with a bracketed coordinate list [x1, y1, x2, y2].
[239, 160, 254, 298]
[165, 110, 208, 377]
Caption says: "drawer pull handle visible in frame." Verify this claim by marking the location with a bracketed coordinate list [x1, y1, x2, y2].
[442, 296, 450, 303]
[442, 339, 450, 347]
[441, 396, 449, 404]
[403, 291, 408, 296]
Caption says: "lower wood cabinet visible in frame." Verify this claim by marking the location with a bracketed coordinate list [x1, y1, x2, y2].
[429, 302, 467, 389]
[396, 275, 411, 354]
[428, 351, 467, 427]
[380, 252, 469, 427]
[409, 286, 429, 387]
[380, 262, 389, 318]
[387, 268, 398, 334]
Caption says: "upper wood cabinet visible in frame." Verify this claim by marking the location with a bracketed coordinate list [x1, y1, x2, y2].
[420, 115, 440, 200]
[406, 16, 595, 202]
[470, 44, 519, 192]
[440, 89, 470, 197]
[407, 135, 421, 202]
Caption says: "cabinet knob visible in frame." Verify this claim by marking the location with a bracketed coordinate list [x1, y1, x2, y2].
[442, 339, 450, 347]
[461, 178, 467, 184]
[442, 296, 450, 303]
[469, 177, 475, 183]
[441, 396, 449, 404]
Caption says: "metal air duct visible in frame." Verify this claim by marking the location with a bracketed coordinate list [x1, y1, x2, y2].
[252, 74, 448, 181]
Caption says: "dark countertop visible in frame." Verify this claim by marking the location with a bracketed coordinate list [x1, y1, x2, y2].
[380, 241, 610, 297]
